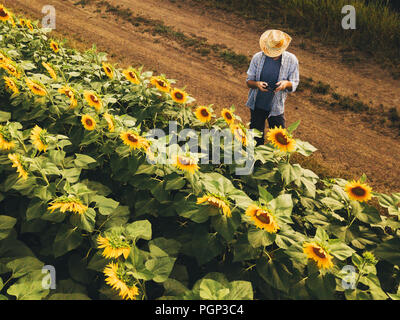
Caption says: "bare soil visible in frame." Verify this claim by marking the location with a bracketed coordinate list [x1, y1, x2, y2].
[4, 0, 400, 192]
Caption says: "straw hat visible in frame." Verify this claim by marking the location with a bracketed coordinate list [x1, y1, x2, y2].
[259, 30, 292, 58]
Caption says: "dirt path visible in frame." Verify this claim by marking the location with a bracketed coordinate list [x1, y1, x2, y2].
[4, 0, 400, 192]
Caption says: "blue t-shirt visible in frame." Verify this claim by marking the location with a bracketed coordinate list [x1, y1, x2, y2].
[254, 56, 282, 112]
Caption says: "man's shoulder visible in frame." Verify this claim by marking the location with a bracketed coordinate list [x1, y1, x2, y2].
[284, 51, 299, 64]
[251, 51, 264, 62]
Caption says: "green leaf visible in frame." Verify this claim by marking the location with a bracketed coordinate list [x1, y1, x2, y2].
[125, 220, 152, 241]
[6, 256, 43, 278]
[93, 195, 119, 216]
[53, 225, 83, 258]
[248, 227, 276, 248]
[305, 273, 336, 300]
[145, 256, 176, 283]
[0, 215, 17, 240]
[0, 111, 11, 122]
[374, 238, 400, 265]
[7, 272, 49, 300]
[295, 140, 318, 157]
[149, 238, 181, 258]
[328, 239, 355, 260]
[74, 154, 97, 168]
[256, 258, 292, 294]
[211, 212, 241, 242]
[278, 163, 302, 185]
[226, 281, 253, 300]
[70, 207, 96, 232]
[258, 186, 273, 203]
[48, 293, 91, 300]
[287, 120, 301, 134]
[199, 279, 230, 300]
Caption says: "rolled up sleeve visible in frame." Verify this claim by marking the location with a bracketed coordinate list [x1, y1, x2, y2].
[287, 57, 300, 93]
[246, 54, 258, 82]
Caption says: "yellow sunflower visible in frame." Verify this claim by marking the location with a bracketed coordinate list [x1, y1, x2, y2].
[0, 5, 10, 22]
[221, 108, 235, 125]
[303, 242, 334, 269]
[102, 62, 114, 79]
[25, 20, 34, 32]
[170, 88, 188, 104]
[81, 115, 97, 131]
[231, 123, 247, 146]
[58, 86, 77, 108]
[150, 76, 170, 93]
[48, 196, 88, 215]
[8, 153, 28, 180]
[174, 155, 199, 174]
[84, 91, 102, 111]
[0, 126, 15, 151]
[267, 126, 296, 152]
[25, 78, 47, 96]
[19, 18, 26, 27]
[197, 194, 231, 218]
[2, 62, 20, 78]
[122, 68, 140, 85]
[4, 76, 19, 95]
[30, 125, 49, 152]
[42, 62, 57, 80]
[0, 52, 11, 65]
[97, 235, 130, 259]
[245, 204, 280, 233]
[345, 180, 373, 202]
[103, 112, 115, 132]
[50, 40, 60, 53]
[103, 262, 140, 300]
[120, 131, 149, 151]
[195, 106, 212, 123]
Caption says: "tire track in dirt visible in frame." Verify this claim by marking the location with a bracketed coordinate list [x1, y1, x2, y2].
[4, 0, 400, 192]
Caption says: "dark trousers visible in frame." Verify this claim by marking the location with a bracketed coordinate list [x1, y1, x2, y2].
[250, 108, 285, 146]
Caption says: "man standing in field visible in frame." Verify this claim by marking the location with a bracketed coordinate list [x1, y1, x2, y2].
[246, 29, 300, 146]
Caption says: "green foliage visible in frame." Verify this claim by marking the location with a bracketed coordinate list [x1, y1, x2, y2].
[0, 8, 398, 301]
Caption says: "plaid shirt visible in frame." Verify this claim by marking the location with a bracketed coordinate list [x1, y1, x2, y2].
[246, 51, 300, 116]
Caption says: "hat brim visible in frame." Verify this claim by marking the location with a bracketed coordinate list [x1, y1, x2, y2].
[260, 31, 292, 57]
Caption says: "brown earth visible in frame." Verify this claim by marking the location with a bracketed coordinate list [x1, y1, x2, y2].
[4, 0, 400, 192]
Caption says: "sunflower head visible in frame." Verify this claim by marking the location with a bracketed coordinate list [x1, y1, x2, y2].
[231, 123, 248, 146]
[102, 62, 114, 79]
[246, 204, 280, 233]
[123, 69, 140, 84]
[30, 125, 49, 152]
[197, 194, 231, 218]
[267, 126, 296, 152]
[221, 108, 235, 125]
[174, 154, 199, 174]
[84, 91, 102, 111]
[97, 232, 131, 260]
[59, 86, 77, 108]
[81, 115, 97, 131]
[25, 78, 47, 96]
[25, 20, 34, 32]
[48, 196, 88, 215]
[103, 262, 140, 300]
[2, 62, 20, 78]
[0, 125, 15, 151]
[50, 40, 60, 53]
[195, 106, 212, 123]
[120, 131, 149, 151]
[170, 88, 188, 104]
[150, 76, 170, 93]
[103, 112, 115, 132]
[0, 5, 10, 22]
[42, 62, 57, 80]
[4, 76, 19, 95]
[345, 180, 372, 202]
[8, 153, 28, 180]
[303, 242, 334, 269]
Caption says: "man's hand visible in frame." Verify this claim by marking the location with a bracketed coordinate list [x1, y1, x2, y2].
[257, 81, 269, 92]
[247, 80, 270, 92]
[275, 80, 292, 92]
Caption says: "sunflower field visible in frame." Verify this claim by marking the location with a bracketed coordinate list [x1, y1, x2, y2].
[0, 5, 399, 301]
